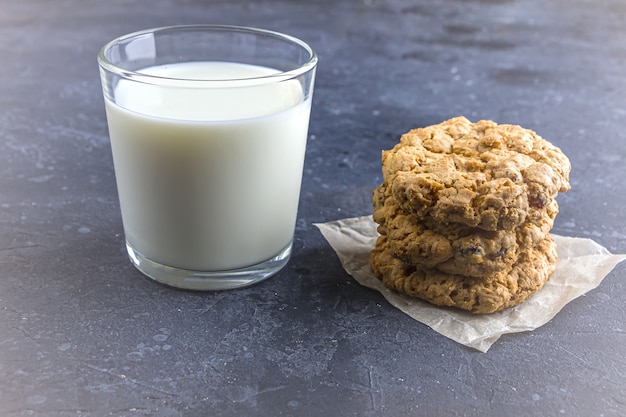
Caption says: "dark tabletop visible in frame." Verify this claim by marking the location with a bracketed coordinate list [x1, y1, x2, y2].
[2, 0, 626, 416]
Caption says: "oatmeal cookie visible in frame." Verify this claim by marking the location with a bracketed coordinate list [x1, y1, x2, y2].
[381, 116, 570, 231]
[384, 212, 554, 277]
[373, 183, 558, 276]
[370, 235, 558, 314]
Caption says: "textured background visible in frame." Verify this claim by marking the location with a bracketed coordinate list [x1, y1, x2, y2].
[1, 0, 626, 415]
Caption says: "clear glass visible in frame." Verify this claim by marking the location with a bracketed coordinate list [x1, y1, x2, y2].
[98, 25, 317, 290]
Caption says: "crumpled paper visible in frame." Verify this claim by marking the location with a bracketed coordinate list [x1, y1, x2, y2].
[315, 216, 626, 352]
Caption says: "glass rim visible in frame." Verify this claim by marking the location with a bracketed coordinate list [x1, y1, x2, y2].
[97, 24, 318, 86]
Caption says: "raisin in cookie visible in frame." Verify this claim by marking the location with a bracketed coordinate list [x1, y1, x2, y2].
[381, 116, 571, 231]
[370, 235, 558, 314]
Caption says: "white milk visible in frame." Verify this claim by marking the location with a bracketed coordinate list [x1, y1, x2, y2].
[104, 62, 311, 271]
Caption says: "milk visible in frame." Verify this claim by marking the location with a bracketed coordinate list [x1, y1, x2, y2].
[104, 62, 311, 271]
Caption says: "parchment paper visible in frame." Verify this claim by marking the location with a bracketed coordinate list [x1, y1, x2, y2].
[315, 216, 626, 352]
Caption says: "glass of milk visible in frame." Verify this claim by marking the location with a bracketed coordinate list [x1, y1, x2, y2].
[97, 25, 317, 290]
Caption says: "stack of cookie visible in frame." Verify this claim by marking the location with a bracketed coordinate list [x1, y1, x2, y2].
[370, 117, 571, 314]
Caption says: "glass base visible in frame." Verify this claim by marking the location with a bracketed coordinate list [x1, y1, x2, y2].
[125, 241, 292, 290]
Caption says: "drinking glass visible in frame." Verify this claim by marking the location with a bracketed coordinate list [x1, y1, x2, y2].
[98, 25, 317, 290]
